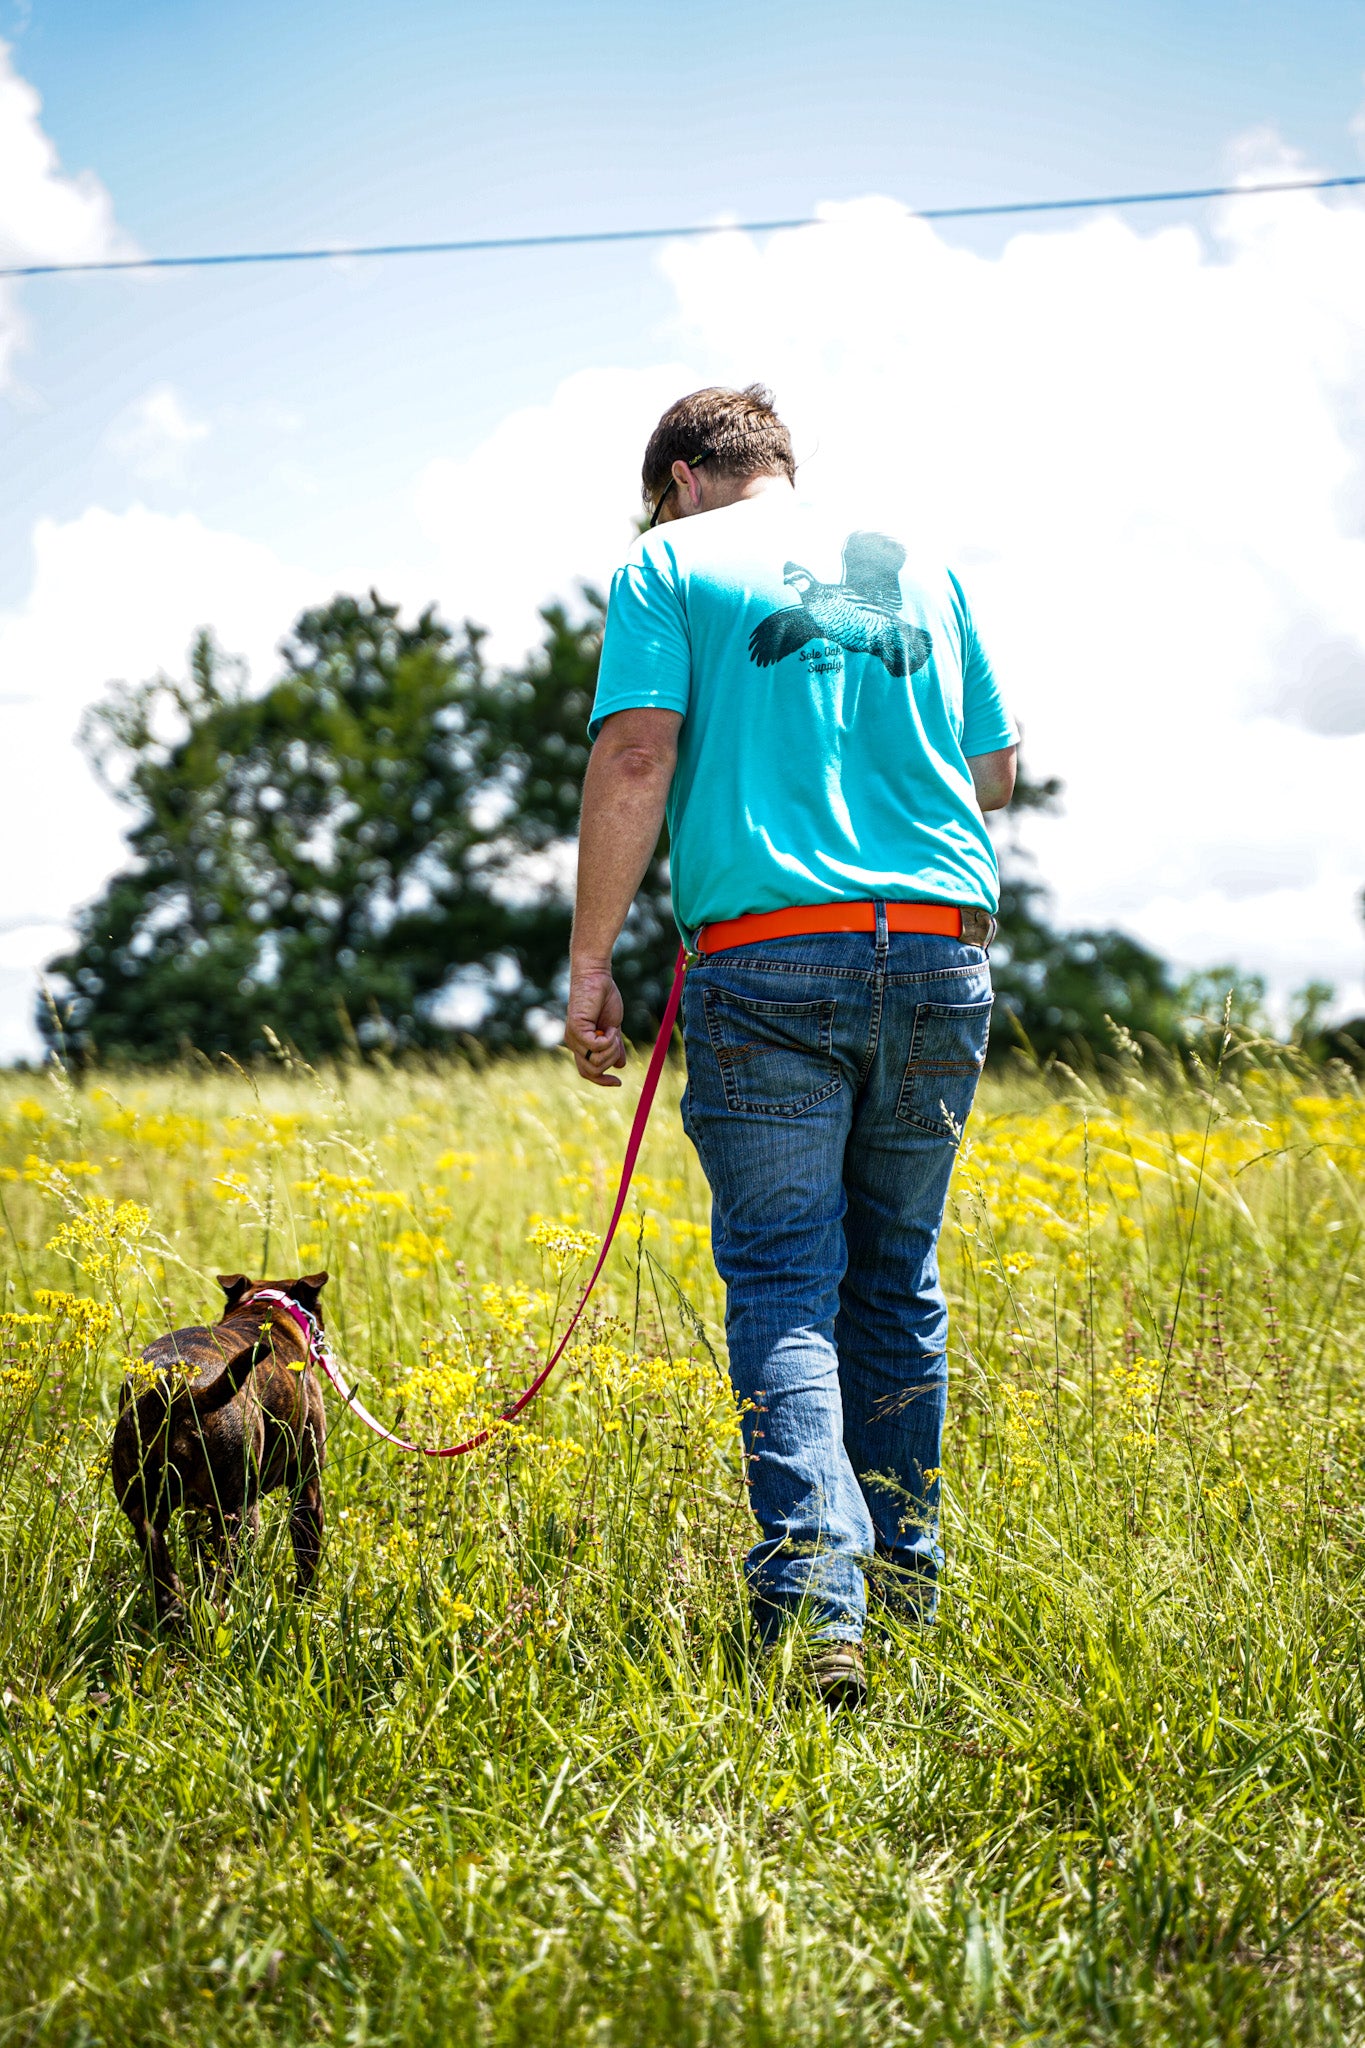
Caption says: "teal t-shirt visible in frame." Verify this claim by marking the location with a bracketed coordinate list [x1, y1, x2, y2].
[590, 493, 1016, 938]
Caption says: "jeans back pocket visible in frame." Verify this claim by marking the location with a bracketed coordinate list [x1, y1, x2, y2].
[701, 986, 841, 1118]
[896, 997, 993, 1142]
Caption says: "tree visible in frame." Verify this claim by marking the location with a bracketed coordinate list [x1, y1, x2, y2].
[47, 587, 1186, 1071]
[469, 597, 676, 1045]
[989, 764, 1183, 1063]
[42, 592, 663, 1063]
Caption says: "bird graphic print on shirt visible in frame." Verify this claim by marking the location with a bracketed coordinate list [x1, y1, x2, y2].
[747, 531, 933, 680]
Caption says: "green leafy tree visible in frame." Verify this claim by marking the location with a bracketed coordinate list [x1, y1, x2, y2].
[989, 765, 1182, 1063]
[43, 593, 643, 1062]
[480, 597, 676, 1043]
[48, 588, 1192, 1071]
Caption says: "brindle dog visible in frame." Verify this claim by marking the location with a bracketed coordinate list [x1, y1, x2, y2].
[111, 1272, 328, 1624]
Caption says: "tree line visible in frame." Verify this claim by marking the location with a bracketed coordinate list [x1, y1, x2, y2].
[42, 591, 1364, 1070]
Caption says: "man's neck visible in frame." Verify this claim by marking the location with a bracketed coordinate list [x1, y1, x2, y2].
[659, 469, 795, 527]
[710, 474, 794, 513]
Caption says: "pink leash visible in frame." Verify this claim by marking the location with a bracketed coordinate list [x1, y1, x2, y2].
[251, 945, 686, 1458]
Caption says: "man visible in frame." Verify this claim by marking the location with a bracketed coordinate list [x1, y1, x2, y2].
[564, 385, 1016, 1706]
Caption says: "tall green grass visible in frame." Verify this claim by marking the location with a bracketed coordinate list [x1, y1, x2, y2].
[0, 1041, 1363, 2044]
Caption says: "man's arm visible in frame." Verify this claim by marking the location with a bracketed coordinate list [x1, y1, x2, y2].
[967, 744, 1017, 812]
[564, 707, 682, 1086]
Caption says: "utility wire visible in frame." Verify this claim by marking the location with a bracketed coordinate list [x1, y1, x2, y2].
[4, 170, 1363, 282]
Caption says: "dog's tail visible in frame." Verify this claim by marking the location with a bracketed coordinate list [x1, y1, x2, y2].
[192, 1312, 291, 1416]
[130, 1317, 275, 1418]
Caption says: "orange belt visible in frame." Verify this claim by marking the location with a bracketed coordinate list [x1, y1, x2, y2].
[695, 900, 968, 956]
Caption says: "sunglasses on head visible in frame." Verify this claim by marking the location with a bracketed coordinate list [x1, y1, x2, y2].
[647, 447, 716, 529]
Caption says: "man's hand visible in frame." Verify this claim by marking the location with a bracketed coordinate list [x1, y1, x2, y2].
[564, 961, 627, 1086]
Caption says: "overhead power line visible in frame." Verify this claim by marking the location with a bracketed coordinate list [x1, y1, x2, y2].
[4, 171, 1363, 282]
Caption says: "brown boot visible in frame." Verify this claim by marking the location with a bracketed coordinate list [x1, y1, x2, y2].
[758, 1639, 867, 1709]
[806, 1641, 867, 1709]
[755, 1635, 869, 1710]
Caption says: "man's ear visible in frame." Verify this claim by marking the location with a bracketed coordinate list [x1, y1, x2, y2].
[216, 1273, 251, 1311]
[289, 1271, 329, 1310]
[672, 456, 704, 515]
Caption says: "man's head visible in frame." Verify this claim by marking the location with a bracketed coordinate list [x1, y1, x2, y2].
[642, 384, 795, 528]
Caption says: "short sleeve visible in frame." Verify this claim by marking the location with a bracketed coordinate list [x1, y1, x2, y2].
[949, 569, 1017, 758]
[589, 547, 692, 740]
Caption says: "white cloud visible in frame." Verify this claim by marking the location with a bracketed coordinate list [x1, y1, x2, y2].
[5, 50, 1364, 1054]
[0, 506, 313, 1058]
[1270, 621, 1365, 736]
[414, 363, 696, 659]
[105, 384, 211, 482]
[423, 166, 1365, 1019]
[0, 39, 135, 387]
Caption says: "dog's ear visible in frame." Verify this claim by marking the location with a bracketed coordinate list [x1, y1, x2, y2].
[216, 1273, 251, 1311]
[289, 1271, 329, 1308]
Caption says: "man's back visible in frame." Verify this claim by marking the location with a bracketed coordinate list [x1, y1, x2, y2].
[591, 493, 1015, 938]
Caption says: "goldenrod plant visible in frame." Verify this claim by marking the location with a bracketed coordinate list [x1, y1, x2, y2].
[0, 1036, 1363, 2042]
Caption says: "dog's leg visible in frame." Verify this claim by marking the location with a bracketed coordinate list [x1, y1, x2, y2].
[289, 1477, 323, 1595]
[149, 1516, 186, 1625]
[287, 1396, 325, 1597]
[127, 1501, 185, 1625]
[216, 1496, 260, 1566]
[193, 1502, 260, 1615]
[211, 1508, 242, 1576]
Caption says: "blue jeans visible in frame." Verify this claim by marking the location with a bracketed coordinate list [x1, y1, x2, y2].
[680, 915, 992, 1644]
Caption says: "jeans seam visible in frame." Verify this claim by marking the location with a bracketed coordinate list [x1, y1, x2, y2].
[690, 959, 873, 982]
[905, 998, 996, 1020]
[857, 906, 889, 1091]
[857, 966, 884, 1091]
[690, 959, 985, 983]
[885, 964, 989, 983]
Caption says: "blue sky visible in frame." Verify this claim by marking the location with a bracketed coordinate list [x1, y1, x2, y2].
[1, 0, 1364, 1053]
[9, 0, 1365, 599]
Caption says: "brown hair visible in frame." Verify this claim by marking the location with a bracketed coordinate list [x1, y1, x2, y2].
[641, 384, 795, 508]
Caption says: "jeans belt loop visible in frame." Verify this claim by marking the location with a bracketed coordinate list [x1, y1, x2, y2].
[873, 898, 889, 951]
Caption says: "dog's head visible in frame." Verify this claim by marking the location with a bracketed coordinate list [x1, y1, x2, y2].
[217, 1272, 330, 1321]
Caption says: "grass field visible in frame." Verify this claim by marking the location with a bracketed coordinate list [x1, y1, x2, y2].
[1, 1035, 1364, 2045]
